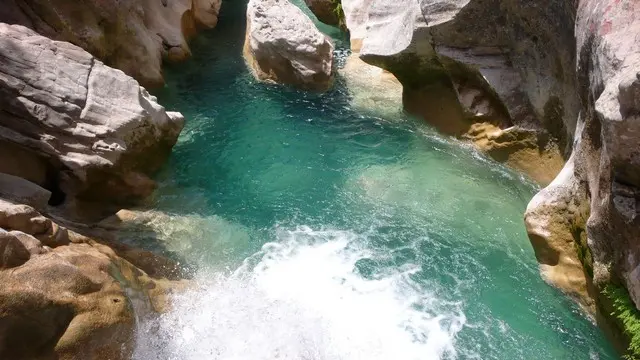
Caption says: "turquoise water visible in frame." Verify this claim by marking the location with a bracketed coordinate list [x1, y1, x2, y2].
[133, 1, 617, 359]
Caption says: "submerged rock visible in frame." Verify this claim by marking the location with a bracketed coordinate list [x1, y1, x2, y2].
[339, 54, 403, 118]
[0, 24, 185, 217]
[244, 0, 335, 91]
[0, 0, 222, 87]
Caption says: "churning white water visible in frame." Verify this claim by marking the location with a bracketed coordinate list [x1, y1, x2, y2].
[133, 226, 466, 360]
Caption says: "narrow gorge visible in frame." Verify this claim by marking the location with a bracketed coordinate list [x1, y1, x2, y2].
[0, 0, 638, 359]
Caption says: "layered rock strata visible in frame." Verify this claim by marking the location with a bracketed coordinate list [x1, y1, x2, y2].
[0, 0, 222, 87]
[0, 24, 184, 218]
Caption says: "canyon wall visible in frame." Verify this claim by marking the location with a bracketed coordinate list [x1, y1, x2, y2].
[0, 0, 222, 87]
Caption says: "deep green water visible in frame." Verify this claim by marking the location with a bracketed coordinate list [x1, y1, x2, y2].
[133, 1, 618, 359]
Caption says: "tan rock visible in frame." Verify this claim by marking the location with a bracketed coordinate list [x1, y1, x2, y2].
[339, 53, 403, 118]
[0, 199, 187, 360]
[466, 124, 564, 186]
[524, 154, 594, 312]
[0, 231, 31, 269]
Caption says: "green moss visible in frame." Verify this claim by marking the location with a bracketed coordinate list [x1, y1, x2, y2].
[570, 222, 593, 278]
[330, 0, 346, 30]
[603, 285, 640, 359]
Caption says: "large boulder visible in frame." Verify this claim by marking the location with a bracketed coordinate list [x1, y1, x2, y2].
[244, 0, 335, 91]
[0, 0, 222, 87]
[0, 24, 185, 217]
[0, 198, 186, 360]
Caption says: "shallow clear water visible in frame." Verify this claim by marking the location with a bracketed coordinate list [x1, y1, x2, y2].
[133, 1, 617, 359]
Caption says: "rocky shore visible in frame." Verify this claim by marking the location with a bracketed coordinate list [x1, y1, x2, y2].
[0, 22, 190, 360]
[1, 0, 639, 358]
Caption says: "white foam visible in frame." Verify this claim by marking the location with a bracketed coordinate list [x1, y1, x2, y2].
[134, 226, 465, 360]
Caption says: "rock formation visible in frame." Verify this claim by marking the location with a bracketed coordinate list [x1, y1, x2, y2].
[0, 0, 222, 87]
[337, 0, 640, 355]
[244, 0, 335, 91]
[339, 0, 569, 185]
[0, 23, 189, 359]
[0, 24, 185, 219]
[303, 0, 343, 27]
[0, 193, 185, 360]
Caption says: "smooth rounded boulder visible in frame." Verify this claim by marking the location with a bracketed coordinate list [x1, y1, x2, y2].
[244, 0, 335, 91]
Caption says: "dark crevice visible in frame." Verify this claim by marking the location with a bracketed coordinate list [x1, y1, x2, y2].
[44, 166, 66, 206]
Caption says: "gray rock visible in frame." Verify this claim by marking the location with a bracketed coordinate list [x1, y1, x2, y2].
[0, 24, 185, 215]
[0, 173, 51, 210]
[244, 0, 335, 91]
[0, 0, 222, 87]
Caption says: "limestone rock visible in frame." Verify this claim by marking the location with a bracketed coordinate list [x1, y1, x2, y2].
[0, 199, 186, 360]
[244, 0, 335, 91]
[0, 231, 31, 269]
[0, 24, 185, 216]
[339, 54, 403, 118]
[340, 0, 570, 183]
[524, 149, 593, 312]
[465, 124, 564, 185]
[572, 0, 640, 307]
[0, 0, 222, 87]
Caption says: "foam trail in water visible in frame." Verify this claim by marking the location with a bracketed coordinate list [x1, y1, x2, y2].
[134, 226, 465, 360]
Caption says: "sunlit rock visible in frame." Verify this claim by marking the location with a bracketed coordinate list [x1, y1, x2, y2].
[0, 198, 186, 360]
[0, 0, 221, 87]
[244, 0, 335, 91]
[0, 24, 185, 217]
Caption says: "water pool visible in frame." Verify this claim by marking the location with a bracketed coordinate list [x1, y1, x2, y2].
[132, 1, 617, 359]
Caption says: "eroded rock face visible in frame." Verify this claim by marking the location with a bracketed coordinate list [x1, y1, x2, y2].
[340, 0, 570, 185]
[0, 0, 222, 87]
[0, 24, 184, 216]
[244, 0, 335, 91]
[522, 0, 640, 325]
[0, 197, 186, 360]
[341, 0, 640, 326]
[571, 0, 640, 305]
